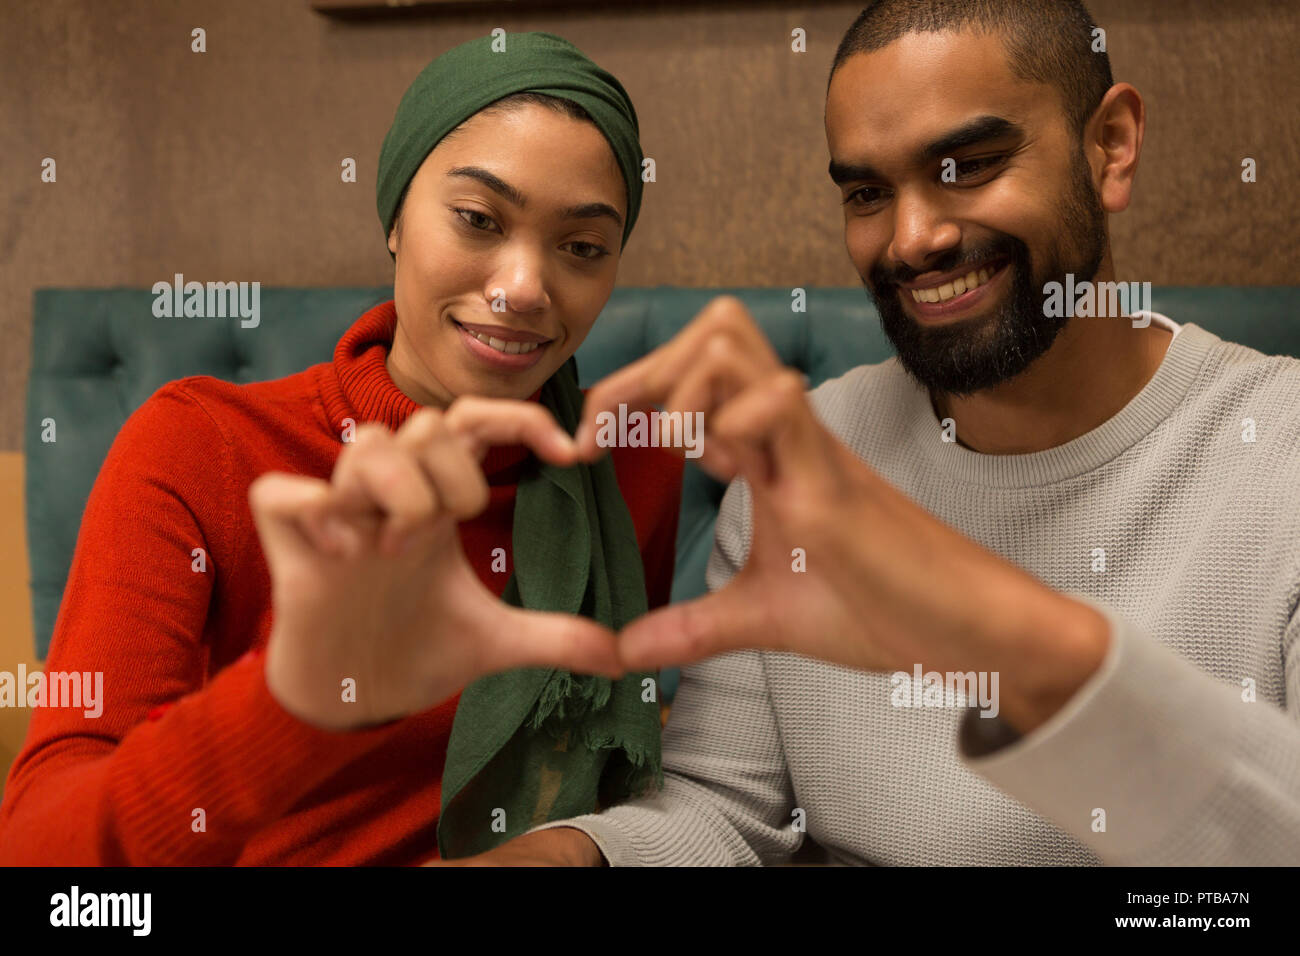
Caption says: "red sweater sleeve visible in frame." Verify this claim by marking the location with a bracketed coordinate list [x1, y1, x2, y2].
[0, 386, 403, 865]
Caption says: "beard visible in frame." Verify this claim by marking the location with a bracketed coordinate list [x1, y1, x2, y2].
[865, 148, 1108, 396]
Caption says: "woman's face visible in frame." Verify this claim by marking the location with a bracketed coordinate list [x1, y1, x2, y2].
[386, 103, 628, 408]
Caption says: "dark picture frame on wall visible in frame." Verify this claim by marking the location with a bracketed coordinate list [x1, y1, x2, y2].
[310, 0, 636, 12]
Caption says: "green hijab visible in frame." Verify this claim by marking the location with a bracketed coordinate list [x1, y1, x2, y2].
[377, 30, 644, 251]
[375, 32, 661, 859]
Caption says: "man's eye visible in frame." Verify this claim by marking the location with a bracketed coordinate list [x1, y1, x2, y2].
[952, 155, 1006, 181]
[566, 241, 609, 261]
[844, 186, 887, 208]
[455, 209, 500, 232]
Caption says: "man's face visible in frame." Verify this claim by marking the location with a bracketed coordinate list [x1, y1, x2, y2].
[387, 103, 626, 407]
[825, 30, 1107, 396]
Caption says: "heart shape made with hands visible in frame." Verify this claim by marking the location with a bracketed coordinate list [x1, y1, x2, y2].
[571, 296, 896, 675]
[254, 296, 1084, 734]
[251, 396, 626, 732]
[574, 295, 1070, 687]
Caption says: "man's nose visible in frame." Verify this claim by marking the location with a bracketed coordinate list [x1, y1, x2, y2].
[887, 190, 962, 275]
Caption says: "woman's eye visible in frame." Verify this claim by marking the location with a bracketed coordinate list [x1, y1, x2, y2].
[455, 208, 500, 232]
[566, 241, 609, 261]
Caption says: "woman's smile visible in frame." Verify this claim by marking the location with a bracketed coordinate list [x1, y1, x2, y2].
[452, 314, 554, 370]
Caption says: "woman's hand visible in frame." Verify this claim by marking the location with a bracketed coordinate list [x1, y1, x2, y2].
[250, 398, 623, 731]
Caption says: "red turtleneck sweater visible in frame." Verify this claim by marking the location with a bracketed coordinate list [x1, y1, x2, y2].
[0, 302, 683, 866]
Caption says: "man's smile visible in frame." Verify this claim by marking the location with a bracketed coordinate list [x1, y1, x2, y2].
[899, 258, 1012, 322]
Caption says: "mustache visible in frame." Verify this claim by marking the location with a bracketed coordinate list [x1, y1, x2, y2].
[868, 236, 1027, 290]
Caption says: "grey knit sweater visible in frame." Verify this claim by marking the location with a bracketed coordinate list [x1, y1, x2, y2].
[533, 313, 1300, 865]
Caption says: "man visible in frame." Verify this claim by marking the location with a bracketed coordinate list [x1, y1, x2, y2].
[445, 0, 1300, 865]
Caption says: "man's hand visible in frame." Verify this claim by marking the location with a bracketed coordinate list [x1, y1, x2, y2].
[251, 398, 623, 731]
[577, 297, 1110, 734]
[422, 827, 606, 867]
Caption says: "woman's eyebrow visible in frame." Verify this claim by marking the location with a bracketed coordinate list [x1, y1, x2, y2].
[447, 166, 526, 206]
[446, 166, 621, 227]
[563, 202, 623, 227]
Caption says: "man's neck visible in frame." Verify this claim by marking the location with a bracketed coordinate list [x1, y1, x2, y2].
[930, 267, 1174, 455]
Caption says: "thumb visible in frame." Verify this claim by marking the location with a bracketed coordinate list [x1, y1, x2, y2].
[248, 471, 332, 557]
[616, 584, 766, 671]
[486, 605, 624, 679]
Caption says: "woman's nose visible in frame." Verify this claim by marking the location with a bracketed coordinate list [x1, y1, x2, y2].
[486, 248, 552, 314]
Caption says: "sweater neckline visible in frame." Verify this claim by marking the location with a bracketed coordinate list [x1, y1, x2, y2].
[318, 299, 535, 477]
[900, 319, 1217, 488]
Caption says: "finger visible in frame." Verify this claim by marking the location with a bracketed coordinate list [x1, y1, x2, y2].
[394, 409, 490, 519]
[615, 585, 771, 671]
[330, 423, 438, 555]
[695, 440, 740, 483]
[329, 423, 391, 515]
[665, 332, 764, 422]
[710, 370, 827, 489]
[482, 605, 624, 679]
[442, 397, 578, 465]
[575, 296, 780, 457]
[652, 335, 766, 475]
[248, 471, 341, 557]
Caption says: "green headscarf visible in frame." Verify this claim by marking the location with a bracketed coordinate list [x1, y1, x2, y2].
[374, 32, 661, 859]
[376, 30, 644, 252]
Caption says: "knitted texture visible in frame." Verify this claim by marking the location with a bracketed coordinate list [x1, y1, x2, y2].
[0, 301, 682, 865]
[534, 314, 1300, 865]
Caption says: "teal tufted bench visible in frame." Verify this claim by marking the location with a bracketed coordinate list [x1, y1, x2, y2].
[25, 286, 1300, 693]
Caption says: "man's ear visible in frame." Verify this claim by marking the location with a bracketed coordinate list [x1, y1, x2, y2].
[387, 224, 398, 256]
[1088, 82, 1145, 215]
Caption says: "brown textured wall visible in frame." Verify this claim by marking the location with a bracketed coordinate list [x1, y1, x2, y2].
[0, 0, 1296, 453]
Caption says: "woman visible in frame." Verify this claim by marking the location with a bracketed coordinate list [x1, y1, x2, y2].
[0, 32, 682, 865]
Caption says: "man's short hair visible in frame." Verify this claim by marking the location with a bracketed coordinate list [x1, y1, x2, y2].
[830, 0, 1115, 140]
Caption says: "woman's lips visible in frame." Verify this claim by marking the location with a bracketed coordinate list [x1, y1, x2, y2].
[452, 316, 551, 370]
[455, 318, 553, 344]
